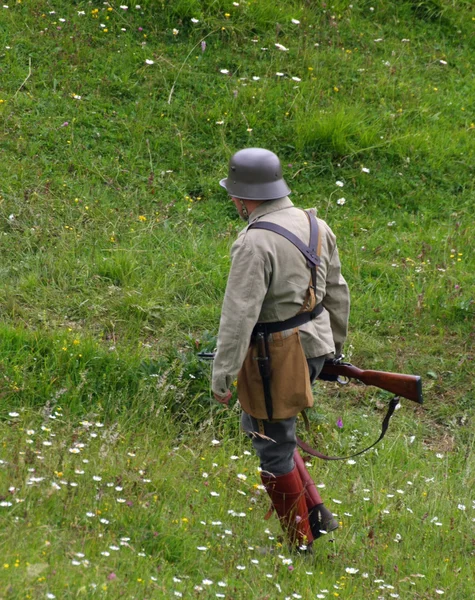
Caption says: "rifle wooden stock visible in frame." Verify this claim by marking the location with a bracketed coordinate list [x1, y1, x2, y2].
[320, 363, 423, 404]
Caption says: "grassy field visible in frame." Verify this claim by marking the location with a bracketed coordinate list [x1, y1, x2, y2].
[0, 1, 474, 598]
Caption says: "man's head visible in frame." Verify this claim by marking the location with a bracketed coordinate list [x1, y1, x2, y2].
[220, 148, 291, 202]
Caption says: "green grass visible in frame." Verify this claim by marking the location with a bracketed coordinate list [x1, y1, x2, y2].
[1, 405, 474, 598]
[0, 1, 474, 598]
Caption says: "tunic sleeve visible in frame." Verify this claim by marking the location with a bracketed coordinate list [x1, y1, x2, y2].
[212, 236, 270, 395]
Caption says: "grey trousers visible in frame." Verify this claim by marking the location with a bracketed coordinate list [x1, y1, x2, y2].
[241, 356, 326, 476]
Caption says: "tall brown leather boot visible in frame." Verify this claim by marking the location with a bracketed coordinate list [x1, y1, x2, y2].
[261, 467, 314, 551]
[294, 450, 339, 539]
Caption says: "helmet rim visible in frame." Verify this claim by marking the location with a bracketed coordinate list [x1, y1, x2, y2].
[219, 177, 291, 201]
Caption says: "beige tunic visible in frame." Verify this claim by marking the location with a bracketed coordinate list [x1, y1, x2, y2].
[212, 196, 350, 396]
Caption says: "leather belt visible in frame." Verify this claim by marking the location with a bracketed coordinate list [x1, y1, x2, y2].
[252, 303, 323, 336]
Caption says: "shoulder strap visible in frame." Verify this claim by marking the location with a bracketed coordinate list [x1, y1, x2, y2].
[306, 211, 319, 261]
[304, 211, 321, 293]
[248, 210, 321, 268]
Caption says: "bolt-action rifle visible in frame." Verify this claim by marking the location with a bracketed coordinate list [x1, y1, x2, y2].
[198, 352, 423, 460]
[298, 357, 424, 460]
[197, 352, 423, 405]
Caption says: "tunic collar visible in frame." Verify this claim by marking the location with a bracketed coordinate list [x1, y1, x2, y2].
[248, 196, 294, 224]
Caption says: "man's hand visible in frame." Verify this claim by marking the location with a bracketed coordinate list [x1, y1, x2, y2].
[213, 390, 232, 406]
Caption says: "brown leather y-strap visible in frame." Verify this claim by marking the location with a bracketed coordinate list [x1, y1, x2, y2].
[250, 210, 323, 335]
[296, 396, 401, 460]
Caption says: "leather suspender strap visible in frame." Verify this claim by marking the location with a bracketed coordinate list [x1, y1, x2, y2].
[305, 210, 321, 292]
[249, 212, 321, 268]
[296, 396, 401, 460]
[250, 211, 323, 336]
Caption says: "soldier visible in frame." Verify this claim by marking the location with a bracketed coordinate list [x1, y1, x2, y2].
[212, 148, 350, 551]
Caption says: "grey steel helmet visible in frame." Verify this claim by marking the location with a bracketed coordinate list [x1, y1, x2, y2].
[219, 148, 291, 201]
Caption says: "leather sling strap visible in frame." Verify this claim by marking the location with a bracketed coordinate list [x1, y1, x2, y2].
[296, 396, 401, 460]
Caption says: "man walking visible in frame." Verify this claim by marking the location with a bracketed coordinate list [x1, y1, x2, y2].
[212, 148, 350, 551]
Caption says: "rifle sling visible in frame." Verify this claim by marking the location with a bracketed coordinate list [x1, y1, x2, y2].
[296, 396, 401, 461]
